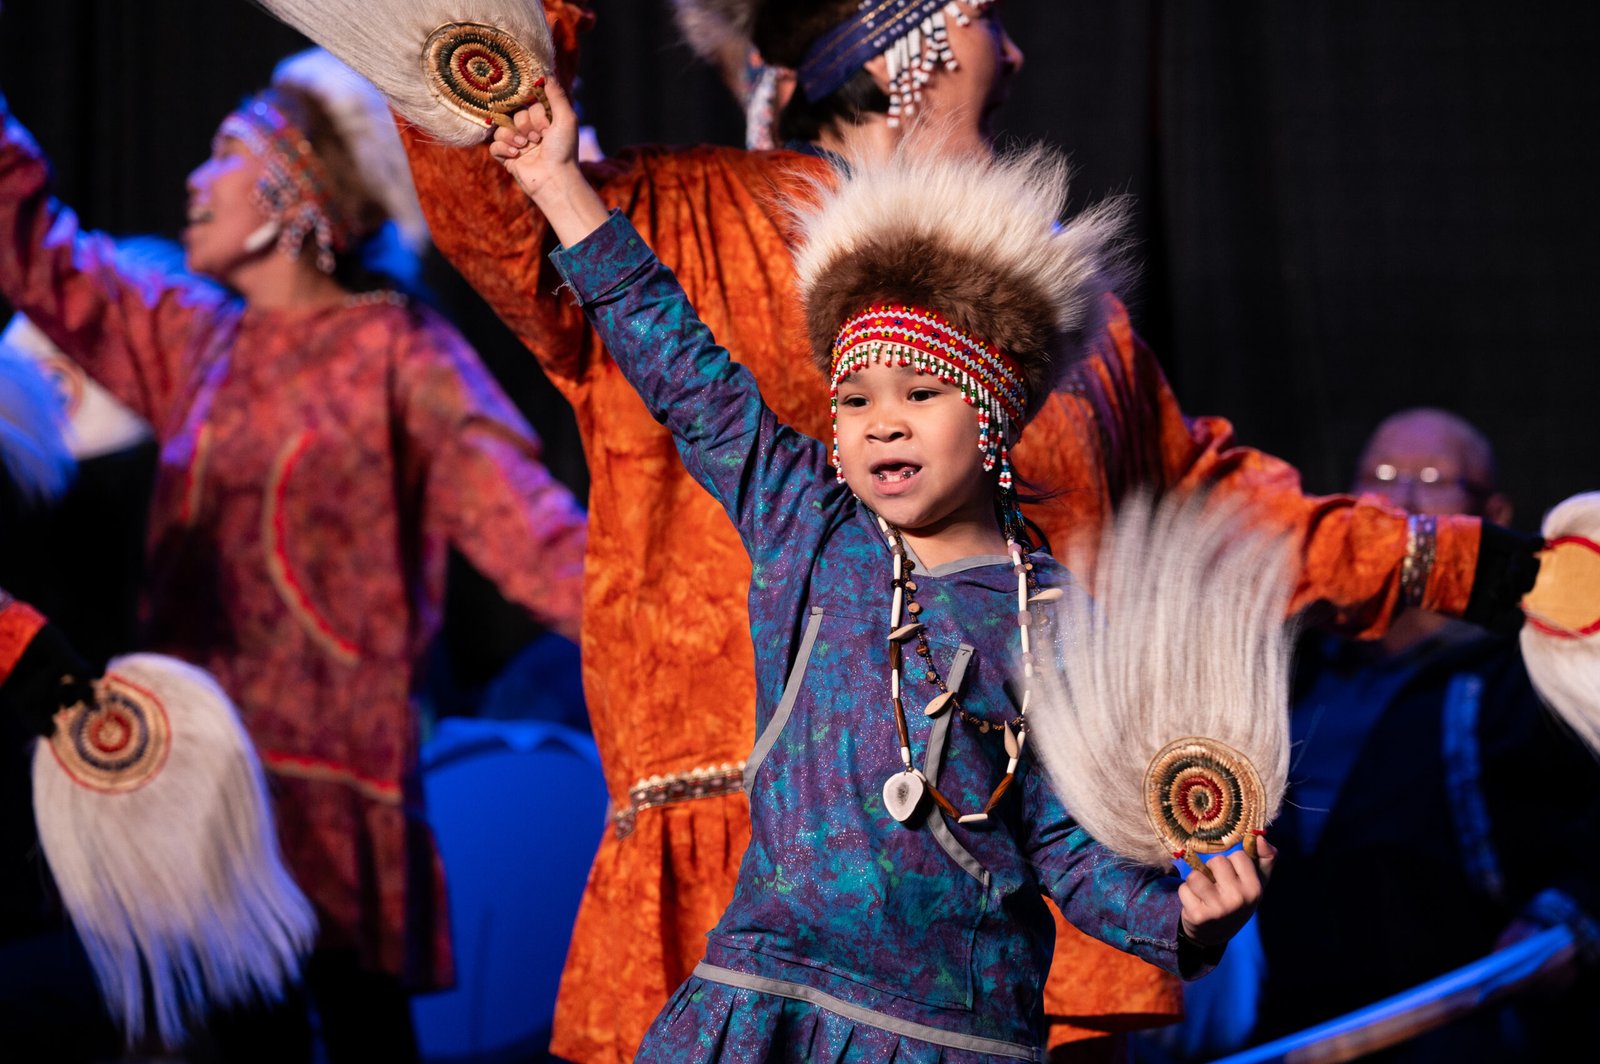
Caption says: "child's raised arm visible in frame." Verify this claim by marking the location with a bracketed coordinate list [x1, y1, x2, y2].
[489, 80, 610, 248]
[491, 84, 838, 565]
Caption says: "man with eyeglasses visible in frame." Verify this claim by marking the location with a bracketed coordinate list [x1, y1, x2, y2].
[1249, 408, 1600, 1061]
[1350, 408, 1508, 521]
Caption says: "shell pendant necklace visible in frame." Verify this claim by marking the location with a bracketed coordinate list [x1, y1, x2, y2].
[876, 515, 1060, 825]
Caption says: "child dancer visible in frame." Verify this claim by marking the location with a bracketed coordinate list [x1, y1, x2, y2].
[491, 81, 1270, 1060]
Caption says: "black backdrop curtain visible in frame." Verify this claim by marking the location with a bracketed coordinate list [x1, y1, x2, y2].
[2, 0, 1595, 521]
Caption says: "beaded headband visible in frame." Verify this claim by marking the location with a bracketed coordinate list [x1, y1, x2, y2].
[828, 303, 1027, 490]
[217, 94, 352, 274]
[799, 0, 994, 125]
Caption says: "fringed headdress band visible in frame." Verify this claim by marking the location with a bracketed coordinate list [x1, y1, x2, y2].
[800, 0, 994, 125]
[218, 94, 352, 273]
[828, 303, 1026, 490]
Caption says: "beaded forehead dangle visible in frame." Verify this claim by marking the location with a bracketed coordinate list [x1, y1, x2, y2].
[218, 95, 352, 274]
[800, 0, 997, 125]
[828, 303, 1027, 491]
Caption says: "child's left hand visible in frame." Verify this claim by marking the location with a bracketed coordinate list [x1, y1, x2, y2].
[487, 76, 609, 247]
[1178, 838, 1277, 947]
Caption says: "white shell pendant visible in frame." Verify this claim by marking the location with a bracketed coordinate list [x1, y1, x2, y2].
[882, 770, 926, 823]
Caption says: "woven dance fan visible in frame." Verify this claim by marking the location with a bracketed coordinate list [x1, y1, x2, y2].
[1026, 492, 1296, 877]
[1519, 493, 1600, 753]
[33, 654, 315, 1047]
[254, 0, 556, 144]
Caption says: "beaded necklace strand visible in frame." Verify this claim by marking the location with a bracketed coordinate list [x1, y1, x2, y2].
[877, 515, 1063, 825]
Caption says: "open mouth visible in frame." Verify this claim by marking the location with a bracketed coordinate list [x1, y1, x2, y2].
[186, 205, 214, 225]
[871, 461, 921, 483]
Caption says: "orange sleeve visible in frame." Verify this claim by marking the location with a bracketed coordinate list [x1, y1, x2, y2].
[401, 120, 589, 389]
[1020, 298, 1477, 639]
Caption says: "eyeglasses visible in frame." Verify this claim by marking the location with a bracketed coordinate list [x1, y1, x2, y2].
[1355, 463, 1489, 501]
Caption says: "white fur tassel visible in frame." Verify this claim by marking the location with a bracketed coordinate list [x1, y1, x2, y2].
[254, 0, 557, 146]
[1520, 492, 1600, 754]
[32, 654, 316, 1047]
[1026, 492, 1297, 870]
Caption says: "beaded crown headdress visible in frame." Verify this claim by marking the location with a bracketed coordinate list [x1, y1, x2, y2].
[218, 96, 352, 274]
[218, 50, 431, 273]
[790, 141, 1127, 488]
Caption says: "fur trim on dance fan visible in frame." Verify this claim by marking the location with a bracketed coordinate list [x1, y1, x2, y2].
[792, 142, 1128, 417]
[33, 654, 315, 1047]
[0, 340, 74, 503]
[272, 49, 430, 253]
[1025, 492, 1296, 872]
[1520, 492, 1600, 755]
[254, 0, 557, 146]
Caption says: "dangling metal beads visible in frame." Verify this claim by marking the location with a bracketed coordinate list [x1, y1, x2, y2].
[828, 305, 1027, 484]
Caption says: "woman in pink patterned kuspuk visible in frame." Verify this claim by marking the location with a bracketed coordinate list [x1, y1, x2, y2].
[0, 49, 586, 1062]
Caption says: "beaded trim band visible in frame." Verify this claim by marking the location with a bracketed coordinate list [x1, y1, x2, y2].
[1401, 513, 1438, 608]
[612, 760, 747, 839]
[218, 95, 352, 274]
[799, 0, 995, 125]
[830, 303, 1027, 489]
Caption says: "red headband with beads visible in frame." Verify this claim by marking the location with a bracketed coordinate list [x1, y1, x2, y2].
[828, 303, 1028, 490]
[218, 95, 352, 274]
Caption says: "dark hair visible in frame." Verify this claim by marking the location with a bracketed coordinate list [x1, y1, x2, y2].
[776, 67, 888, 145]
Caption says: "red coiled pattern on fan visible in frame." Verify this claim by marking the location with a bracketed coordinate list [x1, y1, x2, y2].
[48, 674, 171, 794]
[423, 22, 549, 128]
[1146, 737, 1264, 858]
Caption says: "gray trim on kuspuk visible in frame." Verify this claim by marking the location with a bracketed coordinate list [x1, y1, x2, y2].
[691, 962, 1042, 1061]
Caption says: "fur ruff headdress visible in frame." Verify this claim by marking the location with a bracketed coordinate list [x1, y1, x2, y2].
[792, 141, 1126, 483]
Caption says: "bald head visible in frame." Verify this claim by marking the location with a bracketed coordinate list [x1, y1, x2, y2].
[1352, 408, 1511, 523]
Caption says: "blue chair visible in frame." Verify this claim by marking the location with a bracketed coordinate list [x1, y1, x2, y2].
[413, 718, 608, 1063]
